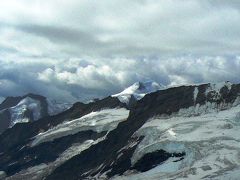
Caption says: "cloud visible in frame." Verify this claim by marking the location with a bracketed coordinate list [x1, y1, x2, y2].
[1, 0, 240, 57]
[0, 56, 239, 102]
[0, 1, 239, 102]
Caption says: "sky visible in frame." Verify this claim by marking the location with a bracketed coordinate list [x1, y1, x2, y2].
[0, 0, 240, 102]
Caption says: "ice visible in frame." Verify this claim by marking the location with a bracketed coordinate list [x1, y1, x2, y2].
[31, 108, 129, 147]
[116, 104, 240, 180]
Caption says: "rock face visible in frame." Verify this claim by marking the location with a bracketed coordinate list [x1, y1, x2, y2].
[0, 94, 71, 134]
[0, 82, 240, 180]
[0, 110, 11, 135]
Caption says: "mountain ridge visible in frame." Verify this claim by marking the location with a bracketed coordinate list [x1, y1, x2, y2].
[0, 93, 71, 134]
[112, 81, 165, 106]
[0, 82, 240, 180]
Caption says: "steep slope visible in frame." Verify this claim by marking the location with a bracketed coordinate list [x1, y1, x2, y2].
[0, 94, 71, 134]
[116, 104, 240, 179]
[0, 82, 240, 180]
[0, 96, 126, 179]
[45, 82, 240, 180]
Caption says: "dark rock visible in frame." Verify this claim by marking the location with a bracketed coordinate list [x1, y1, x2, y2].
[131, 150, 185, 172]
[0, 93, 49, 134]
[0, 83, 240, 179]
[0, 110, 11, 134]
[46, 84, 240, 180]
[0, 130, 107, 176]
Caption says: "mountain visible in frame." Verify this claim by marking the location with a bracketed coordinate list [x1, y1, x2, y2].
[112, 81, 165, 105]
[0, 82, 240, 180]
[0, 94, 71, 134]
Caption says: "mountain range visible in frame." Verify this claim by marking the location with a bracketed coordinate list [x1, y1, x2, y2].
[0, 94, 71, 134]
[0, 81, 240, 180]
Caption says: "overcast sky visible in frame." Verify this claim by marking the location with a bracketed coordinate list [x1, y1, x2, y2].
[0, 0, 240, 102]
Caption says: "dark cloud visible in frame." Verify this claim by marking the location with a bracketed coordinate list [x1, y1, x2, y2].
[0, 56, 239, 102]
[17, 24, 102, 48]
[0, 0, 239, 102]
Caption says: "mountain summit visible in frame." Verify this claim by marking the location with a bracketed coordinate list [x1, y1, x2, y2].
[112, 81, 165, 105]
[0, 94, 71, 134]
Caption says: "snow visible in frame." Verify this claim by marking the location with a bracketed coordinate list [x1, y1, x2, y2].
[31, 108, 129, 147]
[205, 82, 232, 101]
[168, 128, 177, 137]
[163, 94, 240, 118]
[112, 81, 165, 104]
[0, 171, 6, 179]
[207, 81, 232, 93]
[112, 81, 233, 105]
[193, 87, 198, 103]
[0, 96, 71, 130]
[47, 99, 72, 116]
[6, 138, 105, 180]
[9, 97, 41, 127]
[113, 104, 240, 180]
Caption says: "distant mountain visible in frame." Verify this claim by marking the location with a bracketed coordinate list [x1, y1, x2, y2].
[0, 82, 240, 180]
[112, 81, 165, 105]
[0, 94, 71, 134]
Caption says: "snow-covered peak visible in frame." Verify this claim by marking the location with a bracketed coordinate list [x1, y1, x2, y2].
[112, 81, 165, 104]
[9, 97, 42, 127]
[0, 94, 72, 133]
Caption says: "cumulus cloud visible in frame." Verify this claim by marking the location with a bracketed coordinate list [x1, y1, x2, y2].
[0, 56, 239, 102]
[0, 0, 239, 102]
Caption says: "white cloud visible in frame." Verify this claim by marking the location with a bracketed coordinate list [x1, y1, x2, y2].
[0, 1, 240, 101]
[0, 55, 240, 102]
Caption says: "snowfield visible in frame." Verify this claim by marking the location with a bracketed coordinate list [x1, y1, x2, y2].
[7, 108, 129, 180]
[2, 82, 240, 180]
[113, 104, 240, 180]
[31, 108, 129, 147]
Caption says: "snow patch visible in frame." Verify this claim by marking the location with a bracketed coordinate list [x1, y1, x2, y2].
[165, 94, 240, 118]
[168, 128, 177, 137]
[6, 138, 105, 180]
[205, 82, 232, 99]
[31, 108, 129, 147]
[193, 87, 198, 103]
